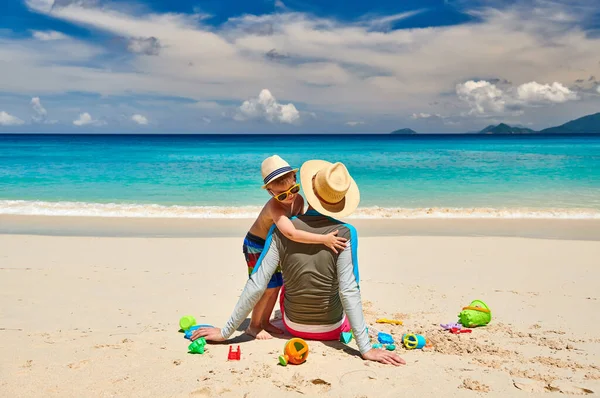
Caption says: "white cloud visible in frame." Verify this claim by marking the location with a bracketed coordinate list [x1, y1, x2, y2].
[127, 37, 161, 55]
[411, 113, 442, 119]
[26, 0, 54, 13]
[131, 114, 148, 125]
[274, 0, 286, 10]
[366, 10, 424, 30]
[31, 30, 68, 41]
[9, 0, 600, 130]
[456, 80, 579, 115]
[0, 111, 25, 126]
[516, 82, 578, 104]
[345, 121, 364, 126]
[188, 101, 223, 110]
[456, 80, 506, 114]
[295, 62, 351, 86]
[202, 117, 211, 124]
[31, 97, 48, 122]
[235, 89, 300, 124]
[73, 112, 105, 126]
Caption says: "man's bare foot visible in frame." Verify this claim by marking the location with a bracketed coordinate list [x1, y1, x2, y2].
[245, 325, 273, 340]
[261, 321, 284, 335]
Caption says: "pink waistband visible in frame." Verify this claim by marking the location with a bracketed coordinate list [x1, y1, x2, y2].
[279, 287, 351, 341]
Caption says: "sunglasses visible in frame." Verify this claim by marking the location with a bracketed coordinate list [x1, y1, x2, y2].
[271, 183, 300, 202]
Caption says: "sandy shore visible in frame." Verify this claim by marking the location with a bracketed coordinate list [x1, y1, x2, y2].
[1, 218, 599, 397]
[2, 214, 600, 240]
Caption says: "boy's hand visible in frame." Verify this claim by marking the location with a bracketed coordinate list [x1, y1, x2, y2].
[323, 230, 348, 254]
[362, 349, 406, 366]
[191, 327, 226, 342]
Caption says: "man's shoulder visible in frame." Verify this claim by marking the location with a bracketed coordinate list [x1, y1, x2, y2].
[293, 214, 354, 239]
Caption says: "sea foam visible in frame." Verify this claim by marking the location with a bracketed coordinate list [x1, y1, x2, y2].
[1, 200, 599, 219]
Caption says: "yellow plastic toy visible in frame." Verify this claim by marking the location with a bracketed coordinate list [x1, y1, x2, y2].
[376, 318, 403, 325]
[278, 338, 309, 366]
[402, 333, 432, 350]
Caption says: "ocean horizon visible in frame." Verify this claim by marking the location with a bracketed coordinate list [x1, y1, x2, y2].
[1, 133, 599, 219]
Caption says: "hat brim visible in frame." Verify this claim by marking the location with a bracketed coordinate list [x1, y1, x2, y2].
[261, 168, 299, 189]
[300, 160, 360, 219]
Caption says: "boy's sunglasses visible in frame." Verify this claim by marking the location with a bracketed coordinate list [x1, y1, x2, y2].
[271, 183, 300, 202]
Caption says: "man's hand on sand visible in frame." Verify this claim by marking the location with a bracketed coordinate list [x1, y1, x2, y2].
[191, 327, 225, 342]
[362, 349, 406, 366]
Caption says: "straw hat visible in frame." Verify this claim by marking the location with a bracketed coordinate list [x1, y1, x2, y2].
[261, 155, 299, 188]
[300, 160, 360, 218]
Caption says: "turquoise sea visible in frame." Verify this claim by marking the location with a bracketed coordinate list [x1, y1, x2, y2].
[1, 134, 599, 218]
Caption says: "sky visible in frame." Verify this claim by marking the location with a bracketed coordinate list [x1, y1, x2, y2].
[0, 0, 599, 133]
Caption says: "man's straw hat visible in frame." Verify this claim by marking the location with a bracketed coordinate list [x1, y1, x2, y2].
[300, 160, 360, 218]
[261, 155, 299, 188]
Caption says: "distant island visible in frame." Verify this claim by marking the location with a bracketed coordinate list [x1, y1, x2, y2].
[388, 112, 600, 134]
[480, 112, 600, 134]
[538, 112, 600, 134]
[478, 123, 535, 134]
[390, 128, 418, 135]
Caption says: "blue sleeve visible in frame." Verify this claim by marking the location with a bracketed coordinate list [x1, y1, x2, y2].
[344, 223, 360, 286]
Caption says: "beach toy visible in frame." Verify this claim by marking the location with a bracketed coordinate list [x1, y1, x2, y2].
[378, 333, 395, 345]
[450, 327, 472, 334]
[372, 342, 395, 351]
[376, 318, 403, 326]
[227, 346, 241, 361]
[179, 315, 196, 331]
[368, 326, 395, 345]
[188, 337, 206, 354]
[340, 332, 353, 344]
[278, 338, 309, 366]
[402, 334, 428, 350]
[441, 322, 462, 331]
[184, 324, 214, 340]
[458, 300, 492, 328]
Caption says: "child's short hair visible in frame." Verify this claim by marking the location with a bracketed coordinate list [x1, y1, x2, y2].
[267, 171, 296, 188]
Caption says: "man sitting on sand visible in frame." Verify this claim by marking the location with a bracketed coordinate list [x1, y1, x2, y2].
[192, 160, 405, 365]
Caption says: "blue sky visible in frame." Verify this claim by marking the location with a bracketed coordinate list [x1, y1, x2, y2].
[0, 0, 599, 133]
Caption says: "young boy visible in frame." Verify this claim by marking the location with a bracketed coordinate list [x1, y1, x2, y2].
[243, 155, 348, 339]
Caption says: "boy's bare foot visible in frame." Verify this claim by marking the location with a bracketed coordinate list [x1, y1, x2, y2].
[245, 325, 273, 340]
[262, 321, 284, 335]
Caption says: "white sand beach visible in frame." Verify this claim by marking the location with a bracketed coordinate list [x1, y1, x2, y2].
[1, 216, 599, 397]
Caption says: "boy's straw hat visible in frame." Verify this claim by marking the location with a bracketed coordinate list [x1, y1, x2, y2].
[261, 155, 299, 188]
[300, 160, 360, 218]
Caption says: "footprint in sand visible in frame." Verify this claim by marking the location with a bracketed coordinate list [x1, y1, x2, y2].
[339, 369, 378, 387]
[513, 378, 594, 395]
[513, 378, 547, 393]
[67, 360, 90, 369]
[548, 381, 594, 395]
[190, 386, 212, 396]
[460, 378, 491, 393]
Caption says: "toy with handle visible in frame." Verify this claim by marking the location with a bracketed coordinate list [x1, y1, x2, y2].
[458, 300, 492, 328]
[402, 333, 430, 350]
[278, 338, 309, 366]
